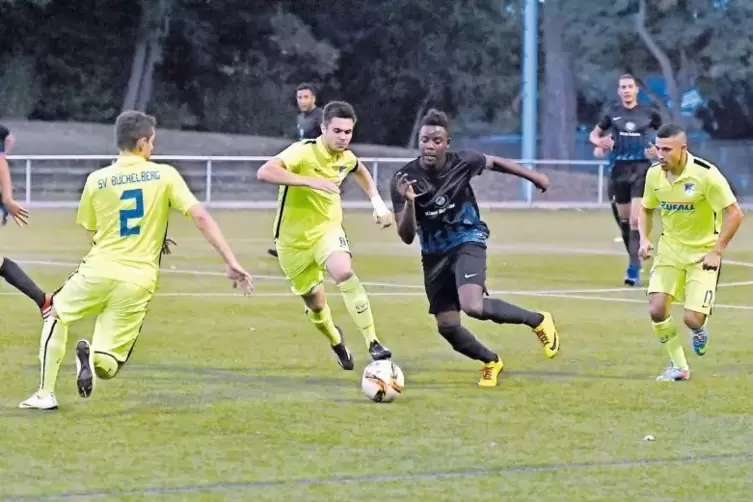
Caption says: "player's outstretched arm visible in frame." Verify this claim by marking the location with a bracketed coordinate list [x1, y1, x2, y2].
[484, 155, 550, 192]
[0, 129, 29, 227]
[353, 161, 392, 228]
[188, 204, 254, 294]
[257, 158, 338, 194]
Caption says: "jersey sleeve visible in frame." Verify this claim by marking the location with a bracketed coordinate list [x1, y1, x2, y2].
[390, 171, 407, 213]
[0, 125, 9, 154]
[705, 167, 737, 212]
[346, 151, 359, 174]
[458, 150, 488, 176]
[76, 175, 97, 231]
[596, 114, 612, 131]
[650, 109, 662, 130]
[641, 168, 660, 209]
[275, 142, 307, 174]
[167, 166, 200, 215]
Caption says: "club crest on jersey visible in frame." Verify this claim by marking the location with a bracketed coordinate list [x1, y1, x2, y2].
[684, 183, 695, 195]
[625, 121, 636, 131]
[435, 195, 448, 207]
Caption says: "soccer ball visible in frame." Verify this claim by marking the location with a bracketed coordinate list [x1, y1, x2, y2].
[361, 360, 404, 403]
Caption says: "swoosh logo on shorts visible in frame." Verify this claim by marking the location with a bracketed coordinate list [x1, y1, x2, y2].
[464, 273, 478, 279]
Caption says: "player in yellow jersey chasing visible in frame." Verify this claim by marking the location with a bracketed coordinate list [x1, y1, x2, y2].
[639, 124, 743, 382]
[19, 111, 253, 410]
[257, 101, 393, 369]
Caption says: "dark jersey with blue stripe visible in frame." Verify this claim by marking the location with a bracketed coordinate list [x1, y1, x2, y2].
[296, 108, 324, 140]
[0, 125, 9, 153]
[390, 150, 490, 255]
[598, 104, 661, 162]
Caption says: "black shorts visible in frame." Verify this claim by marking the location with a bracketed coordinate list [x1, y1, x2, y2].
[421, 242, 487, 315]
[609, 160, 651, 204]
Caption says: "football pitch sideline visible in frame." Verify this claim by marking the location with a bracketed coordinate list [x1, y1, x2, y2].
[0, 209, 752, 501]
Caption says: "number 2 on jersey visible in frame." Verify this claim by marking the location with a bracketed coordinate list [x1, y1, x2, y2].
[120, 189, 144, 237]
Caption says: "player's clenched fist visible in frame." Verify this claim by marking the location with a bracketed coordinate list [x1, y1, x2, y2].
[638, 239, 654, 261]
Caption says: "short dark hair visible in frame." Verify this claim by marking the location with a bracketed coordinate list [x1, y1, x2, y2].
[323, 101, 357, 125]
[0, 125, 9, 142]
[296, 82, 316, 95]
[618, 73, 637, 83]
[420, 108, 450, 132]
[115, 111, 156, 151]
[656, 123, 685, 138]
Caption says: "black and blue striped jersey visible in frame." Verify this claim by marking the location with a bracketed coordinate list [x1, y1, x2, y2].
[598, 104, 662, 162]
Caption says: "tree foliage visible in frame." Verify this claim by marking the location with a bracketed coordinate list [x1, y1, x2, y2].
[0, 0, 752, 145]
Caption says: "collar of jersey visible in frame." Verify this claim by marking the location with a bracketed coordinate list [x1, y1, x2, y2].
[116, 152, 148, 165]
[315, 136, 335, 160]
[663, 152, 696, 183]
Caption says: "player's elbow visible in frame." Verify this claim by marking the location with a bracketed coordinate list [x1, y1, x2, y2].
[188, 204, 211, 227]
[256, 164, 272, 183]
[257, 162, 282, 183]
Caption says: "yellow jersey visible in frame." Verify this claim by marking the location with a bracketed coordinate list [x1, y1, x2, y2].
[642, 153, 737, 259]
[76, 153, 199, 292]
[273, 137, 358, 248]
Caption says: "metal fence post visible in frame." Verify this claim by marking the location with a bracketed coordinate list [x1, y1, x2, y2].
[206, 159, 212, 203]
[597, 162, 604, 204]
[25, 159, 32, 204]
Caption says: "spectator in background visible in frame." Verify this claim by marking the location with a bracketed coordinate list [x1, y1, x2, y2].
[267, 83, 325, 258]
[295, 83, 324, 140]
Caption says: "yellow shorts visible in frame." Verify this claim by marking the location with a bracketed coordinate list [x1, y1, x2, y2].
[276, 227, 351, 296]
[53, 272, 152, 362]
[647, 250, 721, 315]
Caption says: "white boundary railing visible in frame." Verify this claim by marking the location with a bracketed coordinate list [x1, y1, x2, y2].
[6, 155, 614, 209]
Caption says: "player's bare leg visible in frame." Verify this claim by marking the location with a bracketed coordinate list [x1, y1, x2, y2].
[302, 286, 354, 370]
[625, 198, 643, 286]
[434, 311, 502, 387]
[325, 250, 391, 360]
[457, 284, 559, 359]
[684, 309, 709, 356]
[649, 293, 690, 381]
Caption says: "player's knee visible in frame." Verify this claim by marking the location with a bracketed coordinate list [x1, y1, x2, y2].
[459, 298, 484, 319]
[332, 269, 355, 286]
[93, 353, 120, 380]
[683, 310, 706, 330]
[438, 323, 466, 348]
[648, 304, 668, 323]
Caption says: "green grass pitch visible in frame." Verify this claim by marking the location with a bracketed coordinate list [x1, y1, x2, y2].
[1, 209, 752, 501]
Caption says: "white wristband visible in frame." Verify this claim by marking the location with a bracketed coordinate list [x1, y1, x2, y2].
[370, 195, 389, 215]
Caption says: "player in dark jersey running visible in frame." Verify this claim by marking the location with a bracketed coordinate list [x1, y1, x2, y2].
[390, 109, 560, 388]
[0, 125, 51, 317]
[589, 74, 662, 286]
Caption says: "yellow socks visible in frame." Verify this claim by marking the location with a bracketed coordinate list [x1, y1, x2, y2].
[652, 316, 688, 369]
[337, 275, 378, 346]
[39, 318, 68, 394]
[305, 304, 343, 345]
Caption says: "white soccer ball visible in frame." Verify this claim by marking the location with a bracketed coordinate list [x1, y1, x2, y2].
[361, 360, 404, 403]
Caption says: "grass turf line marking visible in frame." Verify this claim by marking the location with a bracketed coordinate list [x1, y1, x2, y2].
[9, 452, 753, 500]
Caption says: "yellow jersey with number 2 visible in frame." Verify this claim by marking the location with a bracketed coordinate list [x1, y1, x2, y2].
[75, 153, 199, 293]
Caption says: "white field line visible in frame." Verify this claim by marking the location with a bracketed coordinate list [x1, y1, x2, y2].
[8, 259, 753, 311]
[15, 259, 753, 293]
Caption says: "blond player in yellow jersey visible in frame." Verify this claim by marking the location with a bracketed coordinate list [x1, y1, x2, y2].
[639, 124, 743, 382]
[257, 101, 393, 369]
[19, 111, 253, 410]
